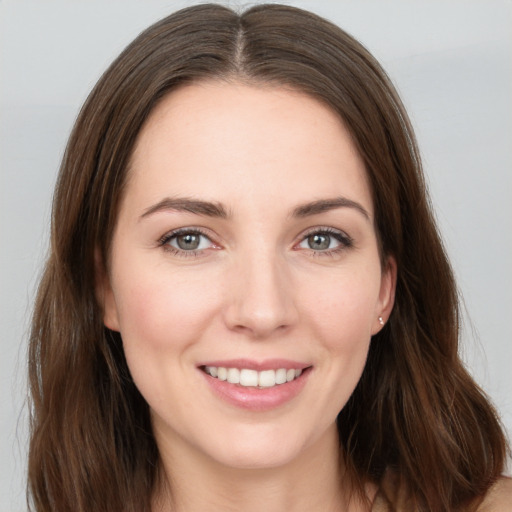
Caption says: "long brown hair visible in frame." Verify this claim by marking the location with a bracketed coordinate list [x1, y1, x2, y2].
[28, 4, 508, 511]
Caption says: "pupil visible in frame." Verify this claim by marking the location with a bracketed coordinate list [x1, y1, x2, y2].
[177, 233, 200, 250]
[308, 233, 330, 250]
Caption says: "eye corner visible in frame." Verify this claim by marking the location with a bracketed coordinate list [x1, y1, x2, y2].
[157, 227, 221, 258]
[294, 226, 354, 256]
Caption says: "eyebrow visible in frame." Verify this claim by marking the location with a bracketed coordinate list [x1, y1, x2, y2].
[292, 197, 370, 220]
[139, 196, 370, 221]
[140, 197, 228, 220]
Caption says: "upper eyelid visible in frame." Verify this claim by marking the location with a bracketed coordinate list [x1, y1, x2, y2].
[158, 228, 219, 258]
[297, 225, 352, 240]
[157, 228, 217, 251]
[294, 226, 354, 252]
[159, 226, 213, 240]
[157, 225, 352, 249]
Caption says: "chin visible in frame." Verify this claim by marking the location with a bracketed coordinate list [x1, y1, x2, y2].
[212, 441, 302, 471]
[201, 421, 330, 471]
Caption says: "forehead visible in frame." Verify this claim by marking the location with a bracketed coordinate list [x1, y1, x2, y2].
[126, 81, 373, 219]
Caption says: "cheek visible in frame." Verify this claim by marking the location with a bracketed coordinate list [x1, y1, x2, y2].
[300, 267, 380, 399]
[302, 267, 381, 344]
[113, 265, 220, 354]
[111, 265, 223, 411]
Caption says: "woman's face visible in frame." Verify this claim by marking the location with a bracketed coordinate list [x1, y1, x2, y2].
[100, 82, 395, 471]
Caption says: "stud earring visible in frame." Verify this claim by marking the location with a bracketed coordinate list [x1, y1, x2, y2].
[378, 316, 384, 325]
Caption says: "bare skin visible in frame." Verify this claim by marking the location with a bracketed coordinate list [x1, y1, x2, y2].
[152, 423, 357, 512]
[98, 80, 396, 511]
[97, 80, 512, 512]
[476, 477, 512, 512]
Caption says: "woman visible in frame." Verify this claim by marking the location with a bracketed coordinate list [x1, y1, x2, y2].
[27, 4, 510, 511]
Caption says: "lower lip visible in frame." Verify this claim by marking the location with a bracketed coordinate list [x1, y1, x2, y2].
[200, 368, 311, 411]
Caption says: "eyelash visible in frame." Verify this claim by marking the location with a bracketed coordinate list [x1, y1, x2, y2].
[297, 227, 354, 257]
[158, 227, 214, 258]
[157, 226, 353, 258]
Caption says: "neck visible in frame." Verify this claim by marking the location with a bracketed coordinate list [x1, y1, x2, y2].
[152, 423, 370, 512]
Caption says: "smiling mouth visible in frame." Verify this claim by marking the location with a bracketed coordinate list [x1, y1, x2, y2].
[201, 366, 306, 389]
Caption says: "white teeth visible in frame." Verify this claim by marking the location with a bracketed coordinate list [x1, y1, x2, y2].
[240, 369, 258, 387]
[227, 368, 240, 384]
[205, 365, 218, 378]
[275, 368, 287, 385]
[258, 370, 275, 388]
[204, 366, 305, 388]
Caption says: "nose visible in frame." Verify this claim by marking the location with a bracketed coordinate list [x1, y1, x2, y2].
[223, 250, 298, 339]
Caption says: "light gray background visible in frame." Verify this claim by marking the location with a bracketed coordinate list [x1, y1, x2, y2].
[1, 1, 511, 510]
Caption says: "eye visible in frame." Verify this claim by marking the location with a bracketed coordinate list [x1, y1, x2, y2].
[171, 232, 209, 251]
[303, 233, 334, 251]
[159, 228, 216, 255]
[297, 228, 353, 254]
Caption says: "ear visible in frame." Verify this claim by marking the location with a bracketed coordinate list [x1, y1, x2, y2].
[94, 248, 120, 332]
[371, 256, 397, 335]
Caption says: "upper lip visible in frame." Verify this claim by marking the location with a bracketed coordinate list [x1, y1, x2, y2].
[197, 358, 311, 371]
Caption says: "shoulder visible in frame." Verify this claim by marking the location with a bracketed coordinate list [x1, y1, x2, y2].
[476, 477, 512, 512]
[371, 475, 512, 512]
